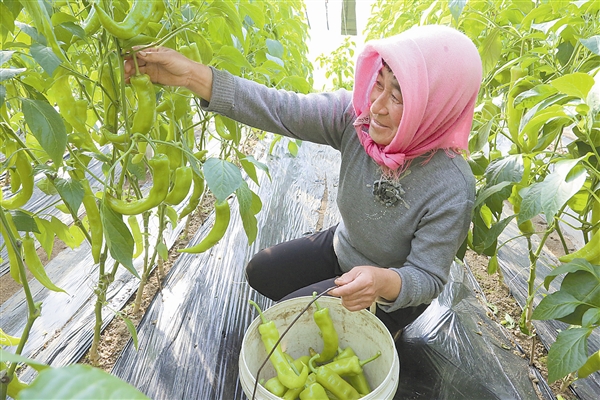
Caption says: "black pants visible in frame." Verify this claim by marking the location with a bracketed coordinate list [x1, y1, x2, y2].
[245, 225, 428, 339]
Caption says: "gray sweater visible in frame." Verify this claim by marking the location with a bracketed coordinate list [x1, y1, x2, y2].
[203, 68, 475, 312]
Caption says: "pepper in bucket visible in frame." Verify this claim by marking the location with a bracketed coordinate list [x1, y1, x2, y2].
[248, 300, 309, 390]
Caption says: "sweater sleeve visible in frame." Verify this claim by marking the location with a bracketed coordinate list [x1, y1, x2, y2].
[201, 67, 355, 150]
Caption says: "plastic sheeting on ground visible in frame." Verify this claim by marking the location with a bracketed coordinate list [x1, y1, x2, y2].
[0, 192, 190, 384]
[497, 221, 600, 399]
[111, 139, 556, 400]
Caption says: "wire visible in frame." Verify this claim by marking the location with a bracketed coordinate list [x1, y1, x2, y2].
[250, 286, 338, 400]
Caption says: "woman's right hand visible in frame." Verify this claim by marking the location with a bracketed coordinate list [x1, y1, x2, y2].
[124, 47, 213, 100]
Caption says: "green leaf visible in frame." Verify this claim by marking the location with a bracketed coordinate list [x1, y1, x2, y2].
[156, 241, 168, 261]
[22, 98, 67, 167]
[53, 177, 84, 214]
[468, 120, 493, 153]
[578, 350, 600, 379]
[34, 217, 54, 258]
[18, 364, 149, 400]
[478, 28, 502, 77]
[580, 35, 600, 56]
[236, 181, 261, 245]
[213, 45, 252, 76]
[0, 3, 15, 34]
[14, 21, 46, 45]
[0, 50, 15, 66]
[547, 327, 591, 383]
[100, 202, 137, 278]
[0, 85, 5, 106]
[581, 307, 600, 328]
[532, 291, 582, 320]
[50, 216, 81, 249]
[287, 140, 299, 157]
[514, 84, 558, 109]
[561, 270, 600, 307]
[164, 205, 178, 229]
[36, 176, 58, 195]
[0, 67, 26, 82]
[207, 0, 244, 43]
[29, 43, 61, 76]
[10, 210, 39, 233]
[0, 349, 49, 372]
[203, 158, 243, 203]
[543, 259, 599, 289]
[474, 181, 513, 209]
[551, 72, 596, 100]
[121, 316, 139, 350]
[266, 38, 284, 59]
[448, 0, 466, 22]
[520, 157, 588, 222]
[0, 328, 20, 346]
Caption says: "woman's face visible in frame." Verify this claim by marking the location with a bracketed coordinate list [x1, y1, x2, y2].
[368, 66, 404, 146]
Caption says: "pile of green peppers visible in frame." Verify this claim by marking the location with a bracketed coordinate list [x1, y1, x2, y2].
[249, 297, 381, 400]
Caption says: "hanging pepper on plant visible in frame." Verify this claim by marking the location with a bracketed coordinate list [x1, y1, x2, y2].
[93, 0, 158, 40]
[0, 151, 34, 210]
[178, 199, 230, 253]
[129, 73, 157, 136]
[248, 300, 309, 389]
[178, 171, 205, 220]
[106, 154, 170, 215]
[164, 166, 193, 206]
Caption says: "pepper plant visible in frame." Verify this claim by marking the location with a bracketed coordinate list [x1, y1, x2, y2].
[360, 0, 600, 388]
[1, 0, 312, 398]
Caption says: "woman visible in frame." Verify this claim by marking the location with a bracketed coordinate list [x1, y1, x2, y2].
[125, 24, 482, 339]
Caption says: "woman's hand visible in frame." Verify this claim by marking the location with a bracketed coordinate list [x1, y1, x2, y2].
[124, 47, 213, 100]
[328, 266, 402, 311]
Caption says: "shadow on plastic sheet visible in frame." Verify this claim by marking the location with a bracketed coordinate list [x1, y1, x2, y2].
[393, 261, 554, 400]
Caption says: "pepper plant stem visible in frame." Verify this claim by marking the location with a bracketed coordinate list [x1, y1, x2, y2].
[0, 208, 41, 394]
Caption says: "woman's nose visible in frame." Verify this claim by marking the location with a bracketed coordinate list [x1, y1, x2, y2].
[370, 94, 388, 115]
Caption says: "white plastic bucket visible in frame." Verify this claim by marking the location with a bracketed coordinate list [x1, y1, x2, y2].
[239, 296, 400, 399]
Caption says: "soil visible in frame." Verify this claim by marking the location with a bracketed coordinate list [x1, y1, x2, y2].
[0, 158, 580, 400]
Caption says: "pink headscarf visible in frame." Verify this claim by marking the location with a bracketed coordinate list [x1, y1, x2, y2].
[353, 25, 482, 171]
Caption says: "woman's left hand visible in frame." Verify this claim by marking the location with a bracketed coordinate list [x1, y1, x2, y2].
[328, 266, 401, 311]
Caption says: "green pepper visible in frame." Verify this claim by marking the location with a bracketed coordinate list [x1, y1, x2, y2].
[312, 294, 339, 363]
[283, 373, 317, 400]
[178, 199, 230, 253]
[0, 151, 33, 210]
[82, 180, 103, 264]
[82, 6, 100, 36]
[180, 43, 202, 63]
[130, 73, 156, 135]
[299, 382, 329, 399]
[128, 215, 144, 258]
[23, 233, 66, 293]
[320, 351, 380, 377]
[308, 355, 361, 400]
[559, 230, 600, 265]
[264, 376, 287, 397]
[106, 154, 170, 215]
[0, 211, 22, 284]
[506, 65, 527, 144]
[165, 166, 193, 206]
[100, 62, 128, 144]
[48, 75, 87, 133]
[333, 347, 373, 395]
[248, 300, 309, 389]
[178, 171, 205, 220]
[93, 1, 157, 40]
